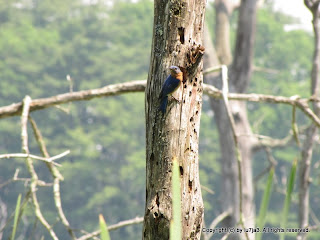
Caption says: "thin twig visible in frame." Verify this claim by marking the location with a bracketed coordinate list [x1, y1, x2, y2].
[310, 207, 320, 227]
[0, 169, 20, 189]
[21, 96, 58, 240]
[254, 147, 277, 182]
[247, 133, 293, 151]
[292, 104, 301, 146]
[29, 117, 75, 239]
[201, 184, 215, 195]
[0, 153, 64, 167]
[29, 117, 65, 180]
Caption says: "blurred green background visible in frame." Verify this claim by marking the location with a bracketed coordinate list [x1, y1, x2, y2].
[0, 0, 319, 239]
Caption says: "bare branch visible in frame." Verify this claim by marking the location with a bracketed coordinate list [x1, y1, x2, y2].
[1, 80, 320, 129]
[0, 152, 66, 167]
[203, 85, 320, 127]
[250, 133, 292, 151]
[20, 96, 59, 240]
[77, 216, 143, 240]
[0, 80, 146, 119]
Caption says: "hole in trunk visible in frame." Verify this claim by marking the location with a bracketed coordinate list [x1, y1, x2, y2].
[179, 166, 184, 176]
[178, 27, 185, 44]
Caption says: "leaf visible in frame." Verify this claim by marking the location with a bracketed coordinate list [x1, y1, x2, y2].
[99, 214, 111, 240]
[11, 194, 21, 240]
[170, 157, 182, 240]
[279, 159, 297, 240]
[256, 167, 274, 240]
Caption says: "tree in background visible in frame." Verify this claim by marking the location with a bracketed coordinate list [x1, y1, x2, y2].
[204, 1, 257, 239]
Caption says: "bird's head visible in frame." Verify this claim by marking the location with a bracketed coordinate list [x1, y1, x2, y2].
[169, 66, 182, 79]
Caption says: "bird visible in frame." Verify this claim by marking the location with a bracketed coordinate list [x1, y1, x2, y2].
[158, 66, 183, 114]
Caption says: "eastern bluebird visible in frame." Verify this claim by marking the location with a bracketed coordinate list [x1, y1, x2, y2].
[158, 66, 183, 114]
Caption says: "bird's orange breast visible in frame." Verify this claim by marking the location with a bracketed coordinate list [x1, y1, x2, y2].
[176, 72, 183, 82]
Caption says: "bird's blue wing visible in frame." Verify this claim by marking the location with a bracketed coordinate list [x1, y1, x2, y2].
[159, 75, 180, 98]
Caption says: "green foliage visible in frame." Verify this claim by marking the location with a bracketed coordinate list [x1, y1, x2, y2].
[10, 194, 21, 240]
[170, 157, 182, 240]
[256, 168, 274, 240]
[251, 7, 313, 137]
[0, 0, 151, 239]
[279, 159, 297, 240]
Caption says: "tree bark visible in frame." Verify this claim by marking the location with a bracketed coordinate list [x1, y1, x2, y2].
[204, 1, 258, 239]
[143, 0, 206, 239]
[298, 2, 320, 239]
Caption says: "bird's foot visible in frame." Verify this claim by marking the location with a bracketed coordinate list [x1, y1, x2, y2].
[170, 95, 181, 103]
[170, 96, 181, 103]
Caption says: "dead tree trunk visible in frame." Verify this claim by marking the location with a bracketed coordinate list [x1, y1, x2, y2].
[298, 1, 320, 240]
[143, 0, 206, 239]
[204, 0, 258, 239]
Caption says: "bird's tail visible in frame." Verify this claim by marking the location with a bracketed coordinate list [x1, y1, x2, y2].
[158, 96, 168, 114]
